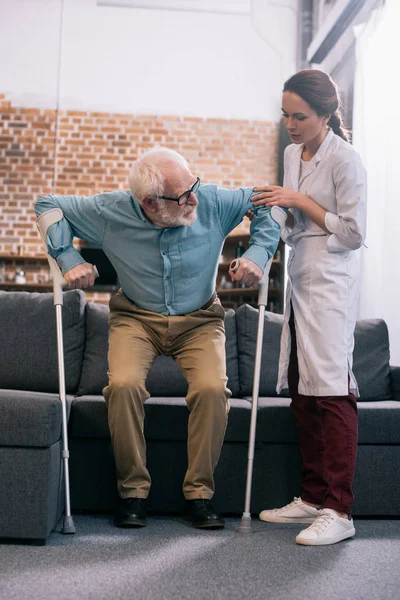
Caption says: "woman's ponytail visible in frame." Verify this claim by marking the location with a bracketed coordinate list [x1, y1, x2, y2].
[328, 111, 349, 142]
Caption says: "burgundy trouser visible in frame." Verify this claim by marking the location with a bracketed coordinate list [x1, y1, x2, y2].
[288, 310, 358, 514]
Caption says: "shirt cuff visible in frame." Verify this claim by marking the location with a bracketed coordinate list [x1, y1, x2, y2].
[325, 211, 341, 234]
[325, 212, 346, 252]
[242, 245, 270, 271]
[325, 212, 360, 252]
[55, 246, 86, 275]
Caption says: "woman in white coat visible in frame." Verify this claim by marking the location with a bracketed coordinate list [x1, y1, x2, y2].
[253, 69, 367, 546]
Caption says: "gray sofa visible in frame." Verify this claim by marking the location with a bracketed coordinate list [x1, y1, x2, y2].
[1, 290, 399, 543]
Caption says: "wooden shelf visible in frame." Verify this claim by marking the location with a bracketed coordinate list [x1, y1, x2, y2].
[0, 282, 119, 294]
[0, 254, 49, 264]
[218, 287, 258, 295]
[224, 231, 250, 241]
[0, 282, 53, 292]
[218, 259, 282, 270]
[227, 221, 250, 238]
[218, 287, 281, 296]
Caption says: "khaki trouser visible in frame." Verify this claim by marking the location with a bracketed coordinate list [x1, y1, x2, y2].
[103, 290, 231, 500]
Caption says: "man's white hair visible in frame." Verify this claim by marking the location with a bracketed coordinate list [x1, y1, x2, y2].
[128, 147, 189, 204]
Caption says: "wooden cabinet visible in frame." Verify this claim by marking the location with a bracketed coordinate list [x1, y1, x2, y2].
[0, 254, 117, 299]
[0, 254, 51, 291]
[217, 234, 285, 312]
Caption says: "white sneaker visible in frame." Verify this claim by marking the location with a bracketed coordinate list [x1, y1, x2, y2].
[259, 497, 320, 524]
[296, 508, 356, 546]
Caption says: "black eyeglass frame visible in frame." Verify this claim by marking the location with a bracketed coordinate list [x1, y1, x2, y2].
[158, 177, 201, 206]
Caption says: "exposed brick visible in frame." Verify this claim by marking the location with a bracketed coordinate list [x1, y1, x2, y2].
[0, 99, 278, 298]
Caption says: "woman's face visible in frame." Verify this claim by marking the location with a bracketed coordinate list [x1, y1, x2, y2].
[282, 91, 328, 146]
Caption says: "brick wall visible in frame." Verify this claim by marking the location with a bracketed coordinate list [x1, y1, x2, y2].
[0, 95, 279, 301]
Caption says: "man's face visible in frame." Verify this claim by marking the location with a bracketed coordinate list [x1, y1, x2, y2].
[155, 165, 199, 227]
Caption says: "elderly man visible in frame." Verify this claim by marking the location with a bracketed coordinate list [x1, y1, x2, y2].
[35, 147, 279, 530]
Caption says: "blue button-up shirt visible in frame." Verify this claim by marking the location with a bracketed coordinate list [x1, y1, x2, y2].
[35, 185, 280, 315]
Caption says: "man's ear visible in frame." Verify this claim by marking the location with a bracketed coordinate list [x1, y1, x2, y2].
[142, 197, 157, 213]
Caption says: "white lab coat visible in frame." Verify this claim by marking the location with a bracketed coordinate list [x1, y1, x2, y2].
[276, 129, 367, 397]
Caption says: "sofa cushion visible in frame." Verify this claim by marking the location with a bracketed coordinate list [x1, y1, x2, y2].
[390, 367, 400, 401]
[353, 319, 392, 401]
[0, 290, 85, 394]
[236, 304, 285, 398]
[0, 389, 74, 447]
[254, 397, 296, 442]
[242, 397, 400, 444]
[237, 305, 392, 401]
[69, 396, 251, 442]
[70, 393, 400, 445]
[357, 401, 400, 443]
[77, 303, 240, 397]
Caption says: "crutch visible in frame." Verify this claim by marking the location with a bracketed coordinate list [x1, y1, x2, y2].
[230, 257, 273, 533]
[36, 208, 98, 534]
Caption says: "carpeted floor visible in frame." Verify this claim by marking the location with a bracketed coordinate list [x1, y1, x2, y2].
[1, 515, 400, 600]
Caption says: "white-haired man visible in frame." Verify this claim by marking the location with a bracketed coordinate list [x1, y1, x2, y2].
[35, 148, 280, 530]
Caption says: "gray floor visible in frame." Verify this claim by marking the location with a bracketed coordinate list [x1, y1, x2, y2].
[1, 515, 400, 600]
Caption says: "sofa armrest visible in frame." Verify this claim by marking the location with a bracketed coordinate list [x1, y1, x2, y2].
[390, 366, 400, 400]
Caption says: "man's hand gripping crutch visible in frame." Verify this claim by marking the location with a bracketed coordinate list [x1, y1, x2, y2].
[36, 208, 99, 292]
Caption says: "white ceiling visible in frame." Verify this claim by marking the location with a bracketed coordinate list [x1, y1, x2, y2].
[97, 0, 251, 15]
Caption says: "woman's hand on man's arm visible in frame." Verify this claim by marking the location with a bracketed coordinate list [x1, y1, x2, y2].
[252, 185, 329, 233]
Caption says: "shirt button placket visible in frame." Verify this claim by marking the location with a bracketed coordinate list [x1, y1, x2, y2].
[161, 240, 172, 313]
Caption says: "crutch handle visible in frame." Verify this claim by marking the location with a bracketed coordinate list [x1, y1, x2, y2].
[230, 257, 273, 307]
[230, 259, 240, 273]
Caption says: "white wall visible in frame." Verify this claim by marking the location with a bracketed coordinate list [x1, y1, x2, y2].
[0, 0, 298, 120]
[353, 2, 400, 366]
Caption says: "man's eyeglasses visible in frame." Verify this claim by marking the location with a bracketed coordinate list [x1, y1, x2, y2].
[159, 177, 201, 206]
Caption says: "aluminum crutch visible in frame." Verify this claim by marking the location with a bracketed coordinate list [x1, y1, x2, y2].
[36, 208, 76, 534]
[231, 257, 273, 533]
[36, 208, 99, 534]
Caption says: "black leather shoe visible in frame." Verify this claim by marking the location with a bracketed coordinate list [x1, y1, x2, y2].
[114, 497, 147, 528]
[183, 499, 225, 529]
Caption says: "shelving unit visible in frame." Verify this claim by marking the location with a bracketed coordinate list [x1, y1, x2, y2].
[0, 282, 53, 292]
[0, 254, 48, 263]
[0, 234, 285, 313]
[0, 254, 51, 290]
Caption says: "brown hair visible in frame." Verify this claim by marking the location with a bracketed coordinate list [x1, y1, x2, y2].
[283, 69, 348, 141]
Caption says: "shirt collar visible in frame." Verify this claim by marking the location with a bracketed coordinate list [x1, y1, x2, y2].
[296, 127, 334, 165]
[129, 193, 147, 222]
[314, 127, 334, 163]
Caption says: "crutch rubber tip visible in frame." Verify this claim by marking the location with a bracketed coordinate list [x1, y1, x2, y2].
[62, 516, 76, 534]
[237, 515, 253, 534]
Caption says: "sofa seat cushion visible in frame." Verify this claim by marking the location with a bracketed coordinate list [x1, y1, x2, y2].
[237, 304, 392, 401]
[77, 303, 240, 397]
[353, 319, 392, 401]
[70, 396, 251, 442]
[254, 398, 296, 443]
[0, 389, 74, 447]
[246, 397, 400, 444]
[357, 401, 400, 444]
[0, 290, 85, 394]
